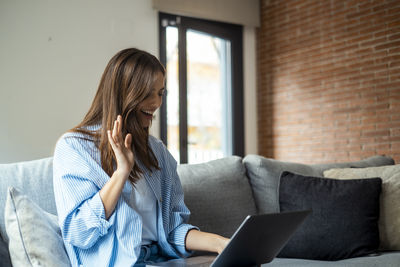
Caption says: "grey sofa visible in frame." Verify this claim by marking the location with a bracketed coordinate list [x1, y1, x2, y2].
[1, 154, 400, 266]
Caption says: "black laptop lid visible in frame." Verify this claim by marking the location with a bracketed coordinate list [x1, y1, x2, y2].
[210, 210, 311, 267]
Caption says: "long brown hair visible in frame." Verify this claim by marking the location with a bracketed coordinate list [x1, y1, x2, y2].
[71, 48, 165, 185]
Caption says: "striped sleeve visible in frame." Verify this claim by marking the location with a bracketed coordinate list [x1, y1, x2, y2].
[159, 143, 199, 257]
[53, 134, 113, 249]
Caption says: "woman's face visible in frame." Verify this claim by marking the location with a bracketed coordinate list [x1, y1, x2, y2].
[137, 71, 165, 128]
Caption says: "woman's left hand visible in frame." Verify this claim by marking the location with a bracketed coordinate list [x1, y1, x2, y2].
[185, 229, 230, 254]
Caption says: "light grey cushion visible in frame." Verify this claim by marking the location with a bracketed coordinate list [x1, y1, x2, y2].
[178, 156, 257, 238]
[324, 165, 400, 251]
[267, 252, 400, 267]
[0, 158, 56, 242]
[0, 157, 56, 267]
[5, 187, 70, 267]
[243, 155, 394, 214]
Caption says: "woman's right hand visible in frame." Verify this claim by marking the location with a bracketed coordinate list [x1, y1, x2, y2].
[107, 115, 134, 179]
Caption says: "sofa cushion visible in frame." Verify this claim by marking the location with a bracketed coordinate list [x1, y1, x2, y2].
[269, 251, 400, 267]
[0, 157, 57, 266]
[0, 158, 57, 241]
[278, 171, 382, 261]
[5, 187, 70, 267]
[243, 155, 394, 214]
[177, 156, 257, 239]
[324, 164, 400, 251]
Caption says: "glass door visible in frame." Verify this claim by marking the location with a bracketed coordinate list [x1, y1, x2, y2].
[165, 26, 180, 162]
[186, 29, 232, 163]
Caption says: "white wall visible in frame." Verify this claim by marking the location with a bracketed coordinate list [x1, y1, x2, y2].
[0, 0, 159, 163]
[0, 0, 257, 163]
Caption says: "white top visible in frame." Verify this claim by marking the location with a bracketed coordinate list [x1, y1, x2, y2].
[128, 176, 158, 245]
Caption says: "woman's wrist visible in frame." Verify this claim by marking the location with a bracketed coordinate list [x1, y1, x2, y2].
[215, 235, 230, 254]
[113, 168, 130, 181]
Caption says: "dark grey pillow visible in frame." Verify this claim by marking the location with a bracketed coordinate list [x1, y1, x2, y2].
[278, 171, 382, 261]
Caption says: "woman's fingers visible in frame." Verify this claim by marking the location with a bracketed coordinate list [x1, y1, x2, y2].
[112, 118, 118, 143]
[110, 115, 132, 151]
[108, 115, 134, 175]
[107, 130, 116, 150]
[114, 116, 122, 142]
[125, 133, 132, 148]
[112, 116, 125, 145]
[117, 115, 122, 134]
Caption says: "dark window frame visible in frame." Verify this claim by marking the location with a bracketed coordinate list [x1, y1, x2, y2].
[159, 12, 244, 163]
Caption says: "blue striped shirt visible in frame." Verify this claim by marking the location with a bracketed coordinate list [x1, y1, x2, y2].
[53, 127, 198, 267]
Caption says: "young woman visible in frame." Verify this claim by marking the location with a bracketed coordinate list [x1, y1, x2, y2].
[53, 48, 229, 267]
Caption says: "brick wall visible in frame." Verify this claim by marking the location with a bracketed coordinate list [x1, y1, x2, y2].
[257, 0, 400, 163]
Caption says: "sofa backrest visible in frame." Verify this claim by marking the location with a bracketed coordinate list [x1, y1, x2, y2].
[177, 156, 257, 239]
[243, 155, 395, 215]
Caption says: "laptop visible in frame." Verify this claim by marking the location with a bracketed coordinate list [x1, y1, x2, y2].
[147, 210, 311, 267]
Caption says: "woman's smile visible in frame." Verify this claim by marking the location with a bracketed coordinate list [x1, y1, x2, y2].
[141, 109, 155, 120]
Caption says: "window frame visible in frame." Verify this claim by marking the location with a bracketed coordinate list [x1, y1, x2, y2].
[159, 12, 244, 163]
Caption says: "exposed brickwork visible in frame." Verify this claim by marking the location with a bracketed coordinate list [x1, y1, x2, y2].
[257, 0, 400, 163]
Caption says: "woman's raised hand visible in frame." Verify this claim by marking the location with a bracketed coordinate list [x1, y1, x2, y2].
[107, 115, 134, 179]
